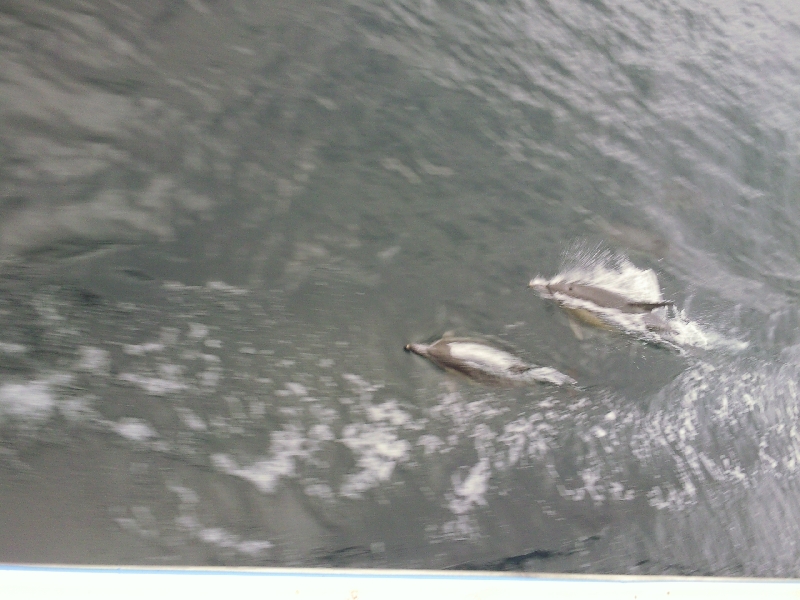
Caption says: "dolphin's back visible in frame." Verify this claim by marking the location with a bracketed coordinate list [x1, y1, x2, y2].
[550, 282, 672, 314]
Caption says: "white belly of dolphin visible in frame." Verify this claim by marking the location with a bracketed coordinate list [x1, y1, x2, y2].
[447, 342, 525, 371]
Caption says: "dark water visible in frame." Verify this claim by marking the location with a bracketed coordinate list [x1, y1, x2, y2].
[2, 0, 800, 575]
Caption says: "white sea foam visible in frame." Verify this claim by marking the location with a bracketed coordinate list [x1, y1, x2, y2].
[76, 346, 111, 373]
[628, 355, 800, 511]
[210, 426, 309, 493]
[308, 423, 334, 441]
[284, 382, 308, 396]
[170, 509, 273, 557]
[305, 482, 335, 499]
[195, 527, 272, 555]
[205, 281, 248, 295]
[167, 483, 200, 504]
[123, 342, 165, 355]
[339, 422, 411, 498]
[0, 341, 27, 354]
[417, 434, 444, 455]
[176, 407, 207, 431]
[0, 380, 55, 423]
[668, 310, 749, 351]
[366, 400, 411, 426]
[117, 372, 188, 395]
[112, 417, 157, 441]
[188, 322, 209, 339]
[198, 366, 222, 388]
[448, 458, 490, 514]
[58, 396, 96, 422]
[555, 246, 664, 299]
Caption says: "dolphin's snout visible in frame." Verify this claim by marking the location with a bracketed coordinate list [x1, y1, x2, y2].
[528, 278, 550, 294]
[405, 343, 427, 356]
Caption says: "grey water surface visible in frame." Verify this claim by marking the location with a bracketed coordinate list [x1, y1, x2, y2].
[2, 0, 800, 575]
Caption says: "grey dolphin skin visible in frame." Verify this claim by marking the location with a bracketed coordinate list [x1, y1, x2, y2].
[542, 281, 673, 314]
[404, 336, 576, 386]
[527, 278, 675, 337]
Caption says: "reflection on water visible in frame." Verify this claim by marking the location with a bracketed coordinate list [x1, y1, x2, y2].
[2, 0, 800, 576]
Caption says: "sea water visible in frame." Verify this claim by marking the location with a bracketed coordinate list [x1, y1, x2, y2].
[1, 0, 800, 576]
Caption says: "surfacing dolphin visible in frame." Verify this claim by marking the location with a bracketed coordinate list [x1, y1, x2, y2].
[543, 281, 673, 314]
[404, 335, 576, 387]
[529, 278, 674, 336]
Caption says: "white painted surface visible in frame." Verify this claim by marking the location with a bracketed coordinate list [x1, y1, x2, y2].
[2, 565, 800, 600]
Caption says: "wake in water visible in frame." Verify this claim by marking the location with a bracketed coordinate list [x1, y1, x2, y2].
[529, 246, 748, 352]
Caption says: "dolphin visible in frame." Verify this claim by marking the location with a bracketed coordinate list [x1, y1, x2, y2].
[529, 279, 674, 336]
[543, 281, 673, 314]
[404, 336, 576, 386]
